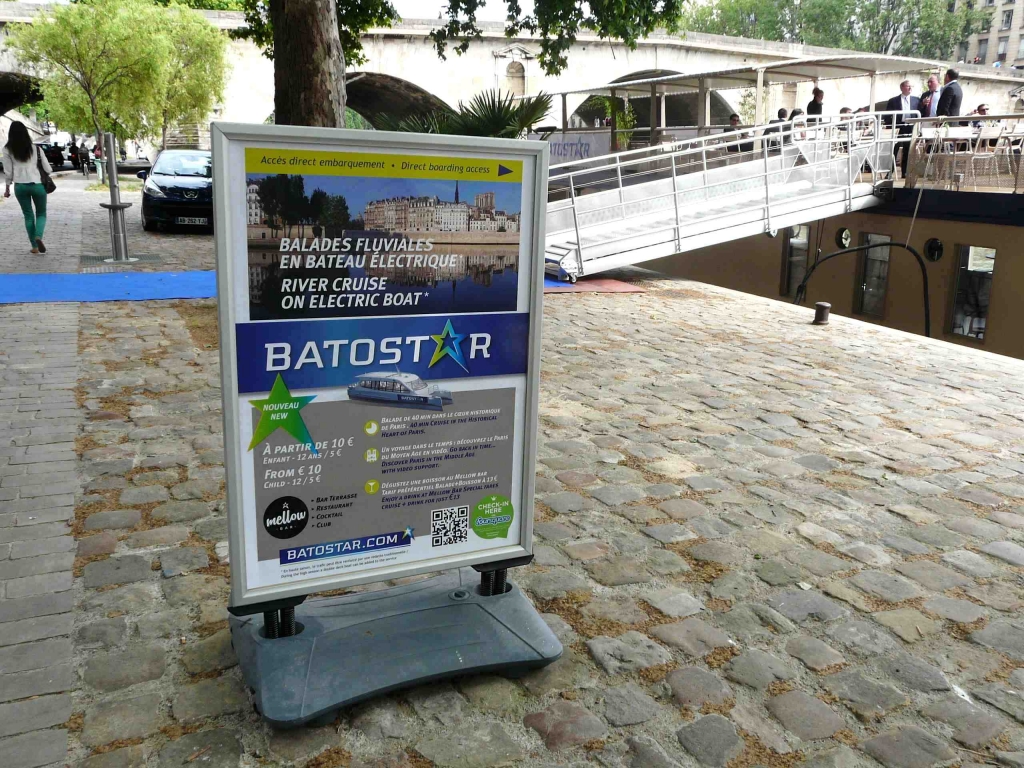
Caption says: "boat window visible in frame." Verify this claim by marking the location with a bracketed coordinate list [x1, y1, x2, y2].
[951, 245, 995, 341]
[856, 233, 890, 317]
[406, 377, 426, 390]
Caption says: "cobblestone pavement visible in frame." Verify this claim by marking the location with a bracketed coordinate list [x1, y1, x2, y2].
[0, 174, 214, 273]
[5, 276, 1024, 768]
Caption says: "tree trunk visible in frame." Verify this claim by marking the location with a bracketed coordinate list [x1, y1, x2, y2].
[269, 0, 346, 128]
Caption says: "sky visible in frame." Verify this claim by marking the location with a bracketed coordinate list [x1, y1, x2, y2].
[249, 174, 522, 217]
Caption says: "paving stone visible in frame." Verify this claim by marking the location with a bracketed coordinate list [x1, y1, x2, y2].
[921, 695, 1008, 748]
[180, 629, 237, 675]
[119, 485, 168, 505]
[667, 667, 733, 708]
[923, 596, 987, 624]
[136, 609, 191, 638]
[971, 621, 1024, 660]
[768, 589, 849, 623]
[974, 675, 1024, 724]
[416, 722, 523, 767]
[837, 542, 891, 567]
[685, 476, 731, 492]
[862, 726, 957, 768]
[647, 548, 691, 575]
[0, 693, 71, 739]
[824, 669, 907, 720]
[658, 498, 708, 520]
[645, 588, 703, 618]
[828, 620, 900, 656]
[942, 549, 1002, 578]
[522, 567, 591, 599]
[82, 555, 151, 588]
[624, 735, 683, 768]
[159, 546, 209, 577]
[725, 649, 795, 690]
[0, 729, 70, 768]
[523, 700, 607, 751]
[797, 522, 844, 546]
[676, 714, 744, 767]
[873, 608, 941, 642]
[581, 596, 648, 625]
[981, 541, 1024, 566]
[688, 541, 744, 566]
[157, 729, 241, 768]
[77, 532, 117, 557]
[955, 487, 1004, 506]
[687, 517, 734, 539]
[520, 650, 592, 695]
[800, 745, 871, 768]
[350, 698, 412, 740]
[650, 618, 735, 657]
[83, 644, 165, 692]
[786, 635, 845, 671]
[767, 690, 845, 740]
[708, 571, 754, 600]
[894, 560, 973, 591]
[83, 510, 141, 531]
[991, 510, 1024, 529]
[756, 559, 803, 585]
[603, 682, 661, 726]
[81, 692, 169, 747]
[967, 583, 1024, 612]
[880, 651, 950, 692]
[910, 524, 966, 549]
[848, 570, 922, 603]
[457, 675, 524, 716]
[882, 535, 932, 556]
[945, 517, 1006, 541]
[643, 523, 697, 544]
[787, 548, 853, 576]
[533, 521, 575, 541]
[561, 539, 610, 561]
[126, 526, 190, 548]
[585, 557, 651, 586]
[591, 485, 647, 506]
[888, 505, 941, 525]
[587, 631, 671, 674]
[407, 683, 464, 726]
[715, 602, 794, 640]
[151, 500, 210, 523]
[171, 676, 248, 722]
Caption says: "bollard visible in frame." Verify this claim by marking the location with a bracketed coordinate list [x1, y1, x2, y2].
[100, 133, 137, 263]
[813, 302, 831, 325]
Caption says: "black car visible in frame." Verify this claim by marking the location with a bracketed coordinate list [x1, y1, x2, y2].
[138, 150, 212, 231]
[39, 143, 65, 169]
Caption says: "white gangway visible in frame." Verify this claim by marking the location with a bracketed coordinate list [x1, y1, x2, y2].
[545, 112, 909, 281]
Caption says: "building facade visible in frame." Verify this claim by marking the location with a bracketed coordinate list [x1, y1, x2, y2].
[246, 181, 264, 226]
[363, 192, 515, 233]
[963, 0, 1024, 80]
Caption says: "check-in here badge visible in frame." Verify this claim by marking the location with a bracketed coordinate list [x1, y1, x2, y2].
[213, 123, 546, 606]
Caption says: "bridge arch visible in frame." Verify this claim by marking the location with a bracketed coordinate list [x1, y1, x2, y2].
[345, 72, 452, 129]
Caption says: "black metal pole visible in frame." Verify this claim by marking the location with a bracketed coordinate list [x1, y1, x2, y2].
[264, 611, 280, 639]
[794, 242, 931, 338]
[280, 606, 296, 637]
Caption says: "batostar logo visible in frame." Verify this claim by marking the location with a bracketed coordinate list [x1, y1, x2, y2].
[263, 318, 491, 374]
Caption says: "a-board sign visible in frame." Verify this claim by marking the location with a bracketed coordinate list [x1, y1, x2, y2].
[212, 123, 548, 609]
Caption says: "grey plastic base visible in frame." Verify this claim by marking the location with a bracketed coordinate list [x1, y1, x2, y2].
[230, 568, 562, 728]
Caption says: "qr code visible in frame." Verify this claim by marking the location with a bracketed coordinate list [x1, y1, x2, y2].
[431, 506, 469, 547]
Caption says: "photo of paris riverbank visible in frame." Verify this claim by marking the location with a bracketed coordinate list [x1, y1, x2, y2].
[245, 173, 523, 319]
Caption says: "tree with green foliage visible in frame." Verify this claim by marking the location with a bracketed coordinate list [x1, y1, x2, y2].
[152, 0, 245, 9]
[7, 0, 169, 147]
[235, 0, 683, 129]
[686, 0, 988, 59]
[157, 4, 229, 149]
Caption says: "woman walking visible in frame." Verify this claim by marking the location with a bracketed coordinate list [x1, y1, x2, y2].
[3, 121, 51, 254]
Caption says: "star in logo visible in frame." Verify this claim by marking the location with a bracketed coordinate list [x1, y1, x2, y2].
[429, 319, 468, 372]
[247, 374, 318, 456]
[403, 526, 415, 541]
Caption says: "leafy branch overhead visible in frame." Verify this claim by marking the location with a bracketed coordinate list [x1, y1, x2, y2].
[431, 0, 684, 75]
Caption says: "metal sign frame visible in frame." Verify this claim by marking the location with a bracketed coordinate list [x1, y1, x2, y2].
[212, 122, 548, 610]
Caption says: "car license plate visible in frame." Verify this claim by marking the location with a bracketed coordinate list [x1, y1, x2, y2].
[176, 216, 208, 225]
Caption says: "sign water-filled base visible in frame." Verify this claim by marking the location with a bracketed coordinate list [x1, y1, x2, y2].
[230, 568, 562, 728]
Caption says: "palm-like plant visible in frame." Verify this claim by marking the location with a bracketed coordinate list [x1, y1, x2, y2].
[379, 90, 553, 138]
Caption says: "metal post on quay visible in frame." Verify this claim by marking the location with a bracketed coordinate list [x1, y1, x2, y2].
[100, 132, 137, 263]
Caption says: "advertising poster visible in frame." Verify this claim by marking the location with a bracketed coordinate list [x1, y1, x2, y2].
[214, 126, 546, 606]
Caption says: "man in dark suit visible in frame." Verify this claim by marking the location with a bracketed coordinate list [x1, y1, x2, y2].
[885, 80, 921, 177]
[807, 88, 824, 122]
[936, 68, 963, 118]
[762, 108, 788, 152]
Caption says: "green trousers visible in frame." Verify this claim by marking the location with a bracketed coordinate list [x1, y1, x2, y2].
[14, 182, 47, 247]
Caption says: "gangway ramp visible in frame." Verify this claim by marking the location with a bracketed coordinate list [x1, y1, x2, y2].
[544, 113, 901, 281]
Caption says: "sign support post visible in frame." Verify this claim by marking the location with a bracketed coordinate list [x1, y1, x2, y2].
[212, 123, 559, 727]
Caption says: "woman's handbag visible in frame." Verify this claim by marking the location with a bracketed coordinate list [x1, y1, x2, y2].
[36, 148, 56, 194]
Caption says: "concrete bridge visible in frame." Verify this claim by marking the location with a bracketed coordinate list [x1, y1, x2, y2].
[3, 2, 1023, 131]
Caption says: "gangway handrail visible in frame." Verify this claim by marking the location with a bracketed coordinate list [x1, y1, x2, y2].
[547, 111, 915, 278]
